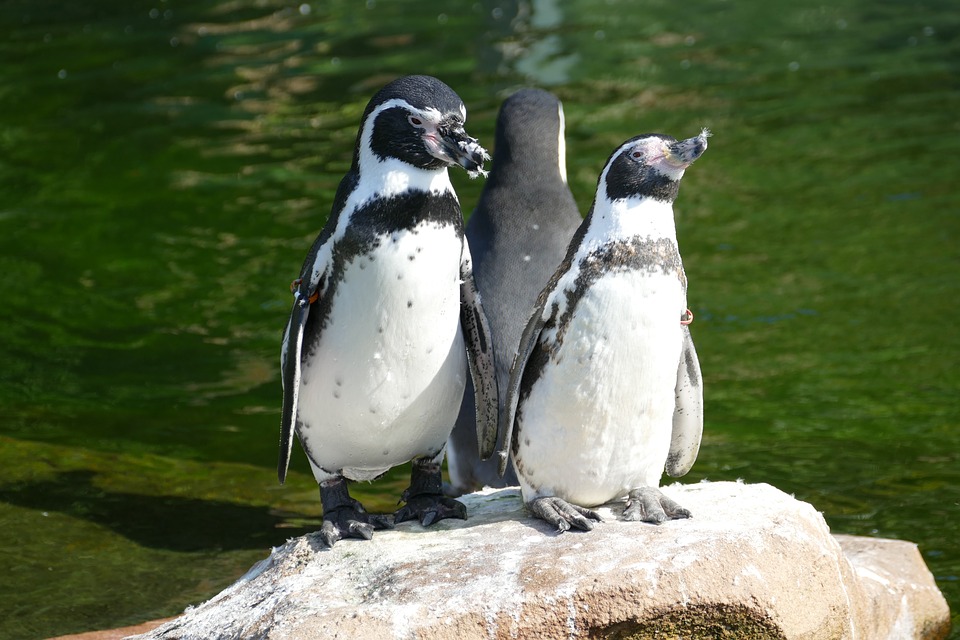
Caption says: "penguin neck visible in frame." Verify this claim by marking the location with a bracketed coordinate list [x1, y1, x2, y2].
[354, 153, 455, 205]
[585, 193, 678, 247]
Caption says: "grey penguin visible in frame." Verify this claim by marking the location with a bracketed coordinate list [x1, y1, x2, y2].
[278, 75, 499, 547]
[498, 129, 709, 531]
[447, 88, 583, 494]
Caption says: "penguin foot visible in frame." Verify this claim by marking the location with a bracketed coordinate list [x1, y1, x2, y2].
[319, 509, 393, 547]
[529, 496, 603, 532]
[318, 479, 393, 547]
[395, 493, 467, 526]
[395, 460, 467, 526]
[623, 486, 691, 524]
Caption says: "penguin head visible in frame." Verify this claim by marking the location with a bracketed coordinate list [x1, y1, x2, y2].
[492, 88, 568, 183]
[355, 75, 489, 178]
[602, 129, 710, 203]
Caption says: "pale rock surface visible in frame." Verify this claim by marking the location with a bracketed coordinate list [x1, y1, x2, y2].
[130, 482, 950, 640]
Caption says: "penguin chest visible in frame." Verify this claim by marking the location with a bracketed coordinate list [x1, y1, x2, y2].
[516, 269, 685, 506]
[298, 222, 467, 480]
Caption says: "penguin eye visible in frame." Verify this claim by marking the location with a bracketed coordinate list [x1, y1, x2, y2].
[408, 115, 424, 127]
[631, 151, 643, 159]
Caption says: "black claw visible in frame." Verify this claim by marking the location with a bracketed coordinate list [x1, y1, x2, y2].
[320, 520, 342, 547]
[349, 520, 374, 540]
[370, 514, 395, 530]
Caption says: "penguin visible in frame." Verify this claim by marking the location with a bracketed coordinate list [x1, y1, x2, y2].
[498, 129, 709, 531]
[278, 75, 499, 547]
[447, 88, 582, 494]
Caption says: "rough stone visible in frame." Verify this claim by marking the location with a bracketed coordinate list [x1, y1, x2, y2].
[835, 535, 951, 640]
[130, 482, 950, 640]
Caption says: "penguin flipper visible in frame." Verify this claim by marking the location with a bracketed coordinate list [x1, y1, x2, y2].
[666, 326, 703, 477]
[498, 294, 550, 477]
[459, 246, 499, 460]
[277, 172, 353, 484]
[278, 293, 311, 484]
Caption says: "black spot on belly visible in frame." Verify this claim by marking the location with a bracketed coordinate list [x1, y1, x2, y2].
[407, 300, 413, 308]
[408, 254, 415, 261]
[333, 389, 340, 399]
[397, 273, 404, 280]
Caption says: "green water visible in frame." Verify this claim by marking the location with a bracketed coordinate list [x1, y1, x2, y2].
[0, 0, 957, 637]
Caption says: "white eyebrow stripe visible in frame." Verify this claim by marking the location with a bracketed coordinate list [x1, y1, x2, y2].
[557, 102, 567, 184]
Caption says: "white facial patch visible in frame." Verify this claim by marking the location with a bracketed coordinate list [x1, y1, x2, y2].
[419, 106, 443, 124]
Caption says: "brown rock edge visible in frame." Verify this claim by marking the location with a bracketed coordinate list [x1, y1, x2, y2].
[47, 618, 175, 640]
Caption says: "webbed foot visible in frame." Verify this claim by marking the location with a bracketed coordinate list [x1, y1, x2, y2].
[318, 478, 393, 547]
[623, 486, 691, 524]
[395, 460, 467, 526]
[529, 496, 603, 532]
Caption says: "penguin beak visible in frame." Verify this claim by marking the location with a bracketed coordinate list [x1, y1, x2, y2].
[427, 122, 490, 178]
[664, 128, 711, 168]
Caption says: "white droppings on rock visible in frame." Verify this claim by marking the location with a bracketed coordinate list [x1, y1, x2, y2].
[856, 565, 891, 587]
[131, 483, 950, 640]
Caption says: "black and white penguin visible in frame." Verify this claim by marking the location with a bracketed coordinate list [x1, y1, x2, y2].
[278, 75, 499, 546]
[447, 88, 582, 494]
[498, 129, 709, 531]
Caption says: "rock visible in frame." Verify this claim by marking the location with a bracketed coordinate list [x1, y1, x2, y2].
[130, 482, 950, 640]
[835, 535, 951, 640]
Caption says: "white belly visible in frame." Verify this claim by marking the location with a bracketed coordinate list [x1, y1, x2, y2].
[297, 222, 467, 481]
[515, 270, 684, 506]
